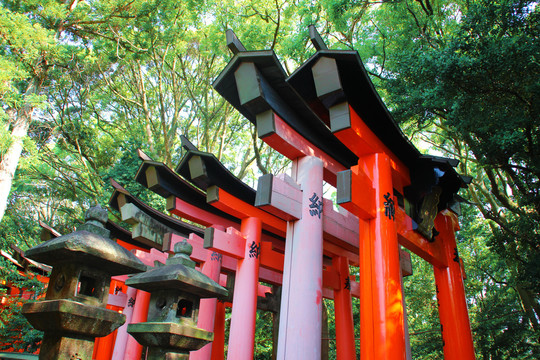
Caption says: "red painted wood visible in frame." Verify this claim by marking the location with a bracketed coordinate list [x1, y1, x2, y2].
[123, 289, 150, 360]
[333, 105, 411, 186]
[186, 233, 283, 286]
[434, 211, 476, 360]
[191, 247, 223, 360]
[333, 256, 356, 360]
[258, 284, 272, 298]
[169, 196, 286, 253]
[208, 186, 286, 237]
[210, 300, 226, 360]
[258, 174, 303, 221]
[227, 217, 262, 360]
[346, 165, 376, 220]
[260, 241, 284, 272]
[204, 226, 246, 260]
[259, 112, 347, 186]
[322, 198, 359, 253]
[322, 266, 340, 290]
[323, 240, 360, 266]
[395, 206, 447, 268]
[359, 153, 406, 360]
[277, 156, 324, 359]
[168, 196, 238, 228]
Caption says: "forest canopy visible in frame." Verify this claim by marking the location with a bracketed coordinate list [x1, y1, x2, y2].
[0, 0, 538, 358]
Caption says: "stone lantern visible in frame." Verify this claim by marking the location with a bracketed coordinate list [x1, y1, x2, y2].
[126, 239, 228, 359]
[22, 205, 147, 359]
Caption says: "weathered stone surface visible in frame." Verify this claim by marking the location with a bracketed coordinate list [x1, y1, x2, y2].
[126, 241, 227, 298]
[120, 203, 178, 248]
[22, 205, 144, 359]
[39, 334, 96, 360]
[78, 204, 110, 239]
[44, 263, 111, 306]
[25, 229, 146, 275]
[26, 206, 146, 275]
[127, 322, 213, 351]
[145, 290, 199, 325]
[127, 239, 228, 358]
[22, 299, 125, 337]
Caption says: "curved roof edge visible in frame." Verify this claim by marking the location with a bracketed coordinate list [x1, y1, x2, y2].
[213, 51, 358, 169]
[134, 157, 240, 224]
[176, 149, 257, 206]
[108, 178, 204, 239]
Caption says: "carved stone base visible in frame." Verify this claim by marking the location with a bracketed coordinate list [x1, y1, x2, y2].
[39, 334, 94, 360]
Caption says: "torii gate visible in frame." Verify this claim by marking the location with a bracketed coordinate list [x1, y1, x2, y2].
[212, 27, 475, 360]
[108, 177, 283, 358]
[132, 145, 396, 358]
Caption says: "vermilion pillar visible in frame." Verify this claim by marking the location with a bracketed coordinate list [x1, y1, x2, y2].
[433, 211, 476, 360]
[359, 217, 374, 359]
[122, 289, 150, 360]
[333, 256, 356, 360]
[278, 156, 324, 359]
[111, 286, 137, 360]
[94, 305, 120, 360]
[227, 217, 262, 360]
[360, 153, 406, 360]
[211, 299, 227, 360]
[191, 229, 224, 360]
[400, 270, 412, 360]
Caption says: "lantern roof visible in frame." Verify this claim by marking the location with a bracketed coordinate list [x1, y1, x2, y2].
[25, 205, 147, 276]
[126, 240, 228, 299]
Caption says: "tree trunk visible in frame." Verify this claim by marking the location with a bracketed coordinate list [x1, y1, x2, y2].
[516, 286, 539, 331]
[0, 105, 32, 223]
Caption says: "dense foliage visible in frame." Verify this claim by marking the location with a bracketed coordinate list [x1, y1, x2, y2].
[0, 0, 538, 358]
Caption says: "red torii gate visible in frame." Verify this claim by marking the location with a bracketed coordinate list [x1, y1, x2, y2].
[108, 179, 277, 358]
[87, 25, 473, 360]
[134, 146, 393, 358]
[212, 27, 475, 360]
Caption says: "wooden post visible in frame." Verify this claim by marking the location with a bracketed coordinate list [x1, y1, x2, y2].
[191, 226, 224, 360]
[122, 289, 150, 360]
[400, 269, 412, 360]
[227, 217, 262, 360]
[333, 256, 356, 359]
[277, 156, 324, 359]
[111, 286, 138, 360]
[122, 249, 167, 360]
[433, 211, 476, 360]
[94, 308, 119, 360]
[360, 153, 406, 360]
[211, 299, 227, 360]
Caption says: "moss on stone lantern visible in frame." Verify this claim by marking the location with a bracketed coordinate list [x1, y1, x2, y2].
[126, 239, 228, 359]
[22, 205, 147, 360]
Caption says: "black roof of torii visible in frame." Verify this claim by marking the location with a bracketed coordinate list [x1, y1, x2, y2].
[287, 30, 469, 208]
[214, 28, 469, 212]
[213, 46, 359, 170]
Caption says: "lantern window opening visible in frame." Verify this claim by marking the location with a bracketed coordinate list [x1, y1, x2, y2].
[176, 299, 193, 319]
[77, 273, 98, 298]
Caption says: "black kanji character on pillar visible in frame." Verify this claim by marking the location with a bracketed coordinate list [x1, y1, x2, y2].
[344, 277, 351, 291]
[127, 297, 136, 308]
[114, 286, 122, 295]
[383, 192, 395, 220]
[211, 252, 223, 262]
[248, 241, 260, 259]
[308, 193, 323, 219]
[453, 247, 460, 263]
